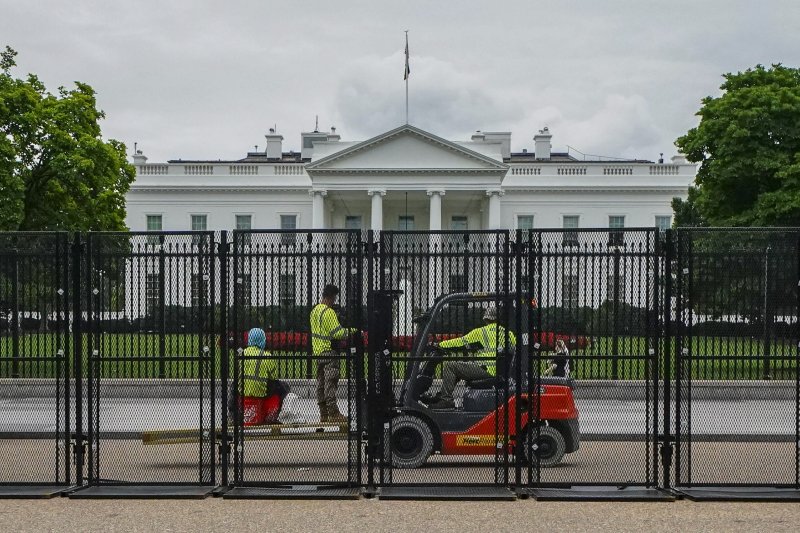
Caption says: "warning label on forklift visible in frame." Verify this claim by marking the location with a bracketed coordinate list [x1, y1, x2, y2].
[456, 435, 502, 446]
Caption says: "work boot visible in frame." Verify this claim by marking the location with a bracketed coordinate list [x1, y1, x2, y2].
[318, 402, 329, 423]
[419, 392, 441, 404]
[326, 405, 348, 424]
[428, 398, 455, 410]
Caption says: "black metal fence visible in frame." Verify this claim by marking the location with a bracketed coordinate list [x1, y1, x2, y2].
[673, 229, 800, 492]
[0, 228, 798, 499]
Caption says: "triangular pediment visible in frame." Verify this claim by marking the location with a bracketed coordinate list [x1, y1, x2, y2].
[306, 125, 508, 174]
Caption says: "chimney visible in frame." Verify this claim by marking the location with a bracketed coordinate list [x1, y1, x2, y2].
[301, 131, 329, 160]
[482, 132, 511, 159]
[265, 128, 284, 159]
[132, 150, 148, 166]
[671, 154, 688, 165]
[471, 130, 486, 142]
[534, 127, 552, 160]
[327, 126, 341, 142]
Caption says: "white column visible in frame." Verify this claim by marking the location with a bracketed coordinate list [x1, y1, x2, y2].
[310, 189, 327, 229]
[426, 189, 445, 307]
[368, 189, 386, 232]
[427, 189, 445, 231]
[486, 189, 504, 230]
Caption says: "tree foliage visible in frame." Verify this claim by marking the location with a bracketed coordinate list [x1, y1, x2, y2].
[0, 46, 135, 231]
[675, 64, 800, 226]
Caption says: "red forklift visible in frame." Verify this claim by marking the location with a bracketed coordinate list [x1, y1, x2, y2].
[368, 290, 580, 469]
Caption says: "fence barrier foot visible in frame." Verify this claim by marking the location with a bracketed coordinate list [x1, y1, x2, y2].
[522, 486, 675, 501]
[673, 486, 800, 502]
[68, 485, 215, 499]
[377, 486, 517, 501]
[222, 486, 361, 500]
[0, 485, 72, 499]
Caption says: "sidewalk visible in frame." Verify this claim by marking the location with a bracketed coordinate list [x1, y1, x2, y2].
[1, 498, 799, 533]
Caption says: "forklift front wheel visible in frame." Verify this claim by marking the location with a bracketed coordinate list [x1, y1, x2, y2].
[522, 425, 566, 468]
[388, 415, 435, 469]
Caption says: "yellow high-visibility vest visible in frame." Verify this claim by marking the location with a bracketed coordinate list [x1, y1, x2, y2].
[241, 346, 277, 397]
[309, 303, 352, 355]
[438, 323, 517, 376]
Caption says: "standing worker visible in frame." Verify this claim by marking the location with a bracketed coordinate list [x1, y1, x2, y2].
[310, 284, 357, 423]
[426, 305, 517, 409]
[229, 327, 288, 425]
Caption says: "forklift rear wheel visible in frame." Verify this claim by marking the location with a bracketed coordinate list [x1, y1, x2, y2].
[522, 425, 566, 468]
[389, 415, 434, 469]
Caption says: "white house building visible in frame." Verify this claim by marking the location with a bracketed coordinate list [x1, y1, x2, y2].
[122, 124, 695, 322]
[127, 124, 694, 235]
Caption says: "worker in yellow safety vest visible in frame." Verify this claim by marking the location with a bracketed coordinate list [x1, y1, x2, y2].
[309, 284, 357, 422]
[228, 327, 288, 425]
[426, 306, 516, 410]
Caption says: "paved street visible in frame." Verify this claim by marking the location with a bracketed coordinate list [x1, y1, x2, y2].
[0, 397, 795, 437]
[2, 498, 800, 533]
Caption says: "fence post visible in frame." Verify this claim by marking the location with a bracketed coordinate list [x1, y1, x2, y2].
[660, 229, 674, 489]
[795, 233, 800, 489]
[10, 246, 20, 378]
[612, 246, 621, 380]
[762, 245, 773, 379]
[158, 235, 166, 379]
[305, 232, 314, 379]
[71, 232, 85, 486]
[218, 231, 230, 486]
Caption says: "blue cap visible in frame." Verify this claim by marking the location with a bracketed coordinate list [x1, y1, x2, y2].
[248, 328, 266, 349]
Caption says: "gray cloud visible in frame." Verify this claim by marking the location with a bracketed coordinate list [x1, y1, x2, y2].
[1, 0, 798, 163]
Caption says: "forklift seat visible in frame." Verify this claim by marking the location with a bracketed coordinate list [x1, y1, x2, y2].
[467, 377, 503, 390]
[465, 348, 515, 390]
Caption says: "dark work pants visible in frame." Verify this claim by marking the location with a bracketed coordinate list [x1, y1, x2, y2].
[316, 351, 340, 411]
[440, 361, 492, 400]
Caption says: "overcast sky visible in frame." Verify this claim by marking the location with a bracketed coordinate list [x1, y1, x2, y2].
[2, 0, 798, 163]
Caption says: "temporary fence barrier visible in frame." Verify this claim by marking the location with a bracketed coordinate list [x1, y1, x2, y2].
[0, 232, 72, 497]
[0, 228, 797, 501]
[671, 229, 800, 500]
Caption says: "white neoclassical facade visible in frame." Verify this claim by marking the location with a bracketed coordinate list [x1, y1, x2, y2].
[127, 124, 695, 235]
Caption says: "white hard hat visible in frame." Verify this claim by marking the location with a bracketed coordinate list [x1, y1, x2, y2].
[482, 306, 497, 321]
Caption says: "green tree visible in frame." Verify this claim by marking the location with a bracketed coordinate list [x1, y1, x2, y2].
[0, 46, 135, 231]
[675, 64, 800, 226]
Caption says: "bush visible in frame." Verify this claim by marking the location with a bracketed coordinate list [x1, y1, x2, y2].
[587, 300, 650, 336]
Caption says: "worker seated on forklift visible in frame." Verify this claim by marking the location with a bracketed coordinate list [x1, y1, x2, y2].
[424, 306, 517, 410]
[228, 327, 289, 426]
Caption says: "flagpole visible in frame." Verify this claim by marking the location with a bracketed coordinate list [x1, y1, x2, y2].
[404, 30, 409, 124]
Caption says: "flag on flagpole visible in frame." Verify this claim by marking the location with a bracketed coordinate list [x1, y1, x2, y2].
[404, 33, 410, 80]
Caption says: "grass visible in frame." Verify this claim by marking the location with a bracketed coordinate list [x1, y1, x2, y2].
[1, 333, 797, 380]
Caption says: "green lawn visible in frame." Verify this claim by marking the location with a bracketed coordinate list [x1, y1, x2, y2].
[1, 333, 797, 380]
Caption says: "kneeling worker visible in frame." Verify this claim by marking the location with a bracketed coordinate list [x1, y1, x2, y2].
[427, 306, 517, 410]
[229, 327, 288, 425]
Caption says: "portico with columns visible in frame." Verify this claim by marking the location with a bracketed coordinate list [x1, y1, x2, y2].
[304, 125, 509, 232]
